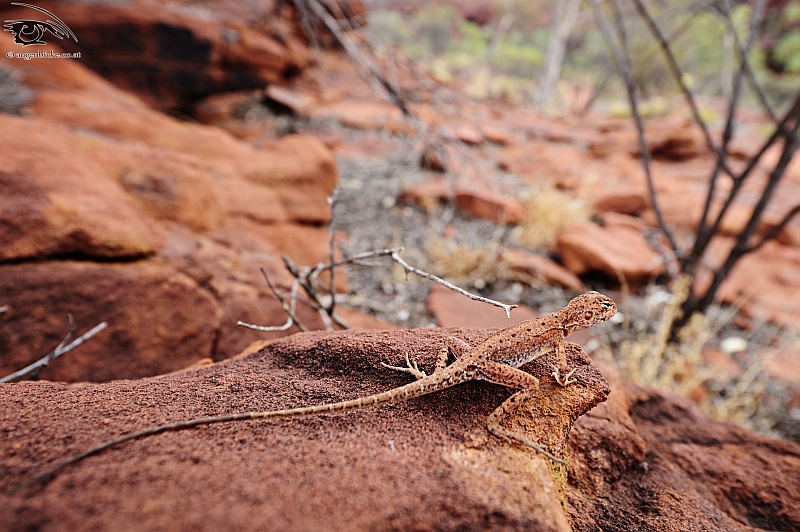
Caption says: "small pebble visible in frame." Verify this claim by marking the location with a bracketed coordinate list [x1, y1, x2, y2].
[720, 337, 747, 354]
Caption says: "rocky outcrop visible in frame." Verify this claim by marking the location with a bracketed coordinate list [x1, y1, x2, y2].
[0, 261, 220, 382]
[0, 23, 383, 382]
[569, 367, 800, 531]
[2, 329, 798, 531]
[556, 220, 665, 286]
[0, 1, 313, 110]
[399, 176, 526, 224]
[0, 329, 606, 531]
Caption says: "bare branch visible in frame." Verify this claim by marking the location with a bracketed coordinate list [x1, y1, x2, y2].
[690, 95, 800, 271]
[326, 187, 339, 320]
[240, 243, 519, 333]
[717, 0, 775, 121]
[237, 318, 293, 333]
[389, 250, 517, 318]
[746, 206, 800, 254]
[629, 0, 744, 188]
[0, 319, 108, 384]
[689, 110, 800, 314]
[589, 0, 681, 257]
[315, 246, 517, 317]
[320, 247, 403, 271]
[296, 0, 411, 116]
[237, 268, 309, 333]
[694, 0, 766, 253]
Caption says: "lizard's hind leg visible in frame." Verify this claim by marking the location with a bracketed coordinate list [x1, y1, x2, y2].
[487, 390, 567, 465]
[479, 362, 567, 465]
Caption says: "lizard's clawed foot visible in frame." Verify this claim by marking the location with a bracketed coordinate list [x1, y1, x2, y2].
[381, 352, 427, 380]
[551, 366, 577, 387]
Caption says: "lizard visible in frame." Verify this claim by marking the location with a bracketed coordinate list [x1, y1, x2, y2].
[15, 290, 616, 493]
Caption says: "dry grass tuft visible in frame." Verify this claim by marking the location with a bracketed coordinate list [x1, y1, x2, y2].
[517, 187, 592, 250]
[424, 235, 509, 287]
[602, 276, 778, 432]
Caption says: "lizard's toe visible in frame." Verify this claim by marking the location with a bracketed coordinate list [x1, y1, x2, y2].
[552, 367, 577, 387]
[381, 353, 427, 380]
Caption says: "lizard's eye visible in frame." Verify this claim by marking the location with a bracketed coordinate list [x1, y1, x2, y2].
[584, 310, 594, 321]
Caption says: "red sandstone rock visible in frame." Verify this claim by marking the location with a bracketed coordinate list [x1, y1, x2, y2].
[498, 140, 587, 180]
[1, 331, 798, 531]
[3, 1, 313, 110]
[399, 177, 526, 224]
[718, 240, 800, 329]
[0, 329, 608, 531]
[0, 32, 337, 226]
[497, 141, 644, 192]
[454, 190, 527, 224]
[426, 283, 538, 328]
[556, 221, 665, 285]
[0, 30, 390, 382]
[0, 127, 165, 261]
[481, 123, 517, 145]
[312, 100, 404, 130]
[265, 85, 317, 116]
[446, 124, 484, 145]
[592, 187, 649, 215]
[0, 260, 220, 382]
[502, 249, 585, 291]
[599, 212, 652, 231]
[590, 119, 706, 160]
[567, 366, 800, 530]
[193, 91, 264, 124]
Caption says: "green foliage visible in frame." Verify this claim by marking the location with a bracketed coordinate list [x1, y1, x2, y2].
[455, 20, 488, 57]
[491, 37, 544, 78]
[367, 10, 412, 46]
[406, 3, 460, 59]
[364, 0, 796, 107]
[775, 31, 800, 73]
[782, 1, 800, 24]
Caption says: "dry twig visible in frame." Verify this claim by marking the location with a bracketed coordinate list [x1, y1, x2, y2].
[0, 317, 108, 383]
[238, 246, 518, 333]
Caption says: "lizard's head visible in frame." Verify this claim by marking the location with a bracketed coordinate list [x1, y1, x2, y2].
[561, 291, 617, 333]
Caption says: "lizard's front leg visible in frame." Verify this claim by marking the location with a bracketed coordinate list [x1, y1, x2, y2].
[381, 337, 473, 380]
[381, 351, 427, 379]
[551, 341, 577, 387]
[478, 362, 567, 465]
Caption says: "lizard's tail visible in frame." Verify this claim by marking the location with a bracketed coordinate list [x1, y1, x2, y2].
[14, 379, 435, 494]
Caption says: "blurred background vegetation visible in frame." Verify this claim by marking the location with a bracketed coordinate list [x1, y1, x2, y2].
[365, 0, 800, 113]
